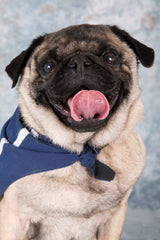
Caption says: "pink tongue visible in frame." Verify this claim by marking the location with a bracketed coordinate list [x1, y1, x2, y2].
[68, 90, 110, 122]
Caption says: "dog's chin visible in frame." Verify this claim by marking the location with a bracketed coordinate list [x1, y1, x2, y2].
[46, 92, 119, 133]
[56, 113, 108, 132]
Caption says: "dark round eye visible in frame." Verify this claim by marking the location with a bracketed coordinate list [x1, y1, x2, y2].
[43, 62, 55, 73]
[103, 52, 118, 64]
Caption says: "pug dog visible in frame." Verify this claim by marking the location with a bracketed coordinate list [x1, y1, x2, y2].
[0, 24, 154, 240]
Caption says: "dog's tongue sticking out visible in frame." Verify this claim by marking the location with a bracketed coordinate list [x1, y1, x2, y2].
[68, 90, 110, 122]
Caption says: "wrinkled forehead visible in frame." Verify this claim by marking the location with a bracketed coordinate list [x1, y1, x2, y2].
[33, 24, 132, 62]
[46, 24, 112, 52]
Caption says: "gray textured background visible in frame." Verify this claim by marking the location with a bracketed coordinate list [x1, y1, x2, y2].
[0, 0, 159, 239]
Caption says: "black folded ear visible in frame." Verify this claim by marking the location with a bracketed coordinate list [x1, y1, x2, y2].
[110, 25, 154, 68]
[5, 35, 45, 88]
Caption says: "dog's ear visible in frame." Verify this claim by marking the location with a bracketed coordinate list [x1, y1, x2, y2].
[110, 25, 154, 68]
[5, 35, 45, 88]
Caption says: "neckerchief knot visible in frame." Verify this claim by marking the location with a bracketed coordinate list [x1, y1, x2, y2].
[79, 145, 98, 169]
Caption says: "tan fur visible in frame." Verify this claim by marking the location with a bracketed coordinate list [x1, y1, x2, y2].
[0, 25, 147, 240]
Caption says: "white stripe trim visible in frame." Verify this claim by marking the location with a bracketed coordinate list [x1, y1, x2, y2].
[0, 138, 9, 155]
[13, 128, 29, 147]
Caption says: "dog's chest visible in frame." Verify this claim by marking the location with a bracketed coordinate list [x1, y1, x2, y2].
[20, 162, 121, 217]
[18, 162, 123, 240]
[24, 167, 121, 240]
[32, 212, 110, 240]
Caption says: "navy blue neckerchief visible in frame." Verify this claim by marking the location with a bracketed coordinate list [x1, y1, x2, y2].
[0, 108, 115, 197]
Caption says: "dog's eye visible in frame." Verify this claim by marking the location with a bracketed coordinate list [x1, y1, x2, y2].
[103, 52, 118, 64]
[43, 62, 55, 73]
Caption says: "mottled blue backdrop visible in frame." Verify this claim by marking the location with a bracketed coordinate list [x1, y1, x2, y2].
[0, 0, 159, 239]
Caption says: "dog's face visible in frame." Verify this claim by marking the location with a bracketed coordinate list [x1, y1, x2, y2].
[6, 24, 154, 134]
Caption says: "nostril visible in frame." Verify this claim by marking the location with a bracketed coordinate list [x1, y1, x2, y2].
[84, 61, 91, 67]
[69, 62, 78, 69]
[68, 58, 78, 69]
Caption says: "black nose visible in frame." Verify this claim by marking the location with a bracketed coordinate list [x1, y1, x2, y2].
[67, 55, 92, 70]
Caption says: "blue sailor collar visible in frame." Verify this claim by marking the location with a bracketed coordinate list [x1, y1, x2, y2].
[0, 108, 115, 197]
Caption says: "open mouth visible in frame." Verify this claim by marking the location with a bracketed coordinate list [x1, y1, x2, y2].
[47, 90, 119, 123]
